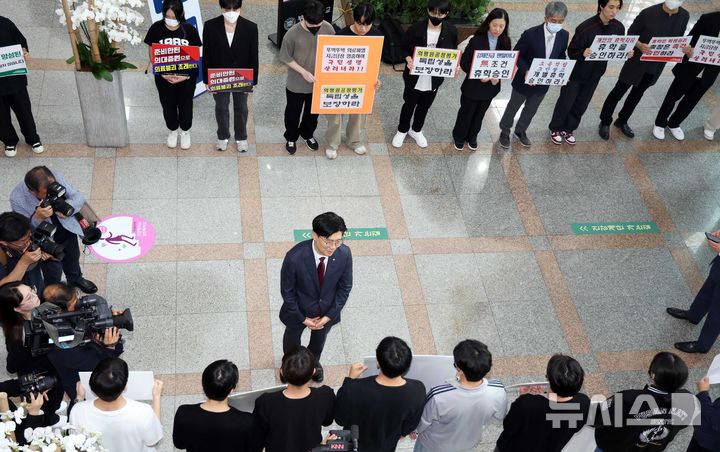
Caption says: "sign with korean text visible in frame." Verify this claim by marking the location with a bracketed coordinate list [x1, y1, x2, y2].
[525, 58, 576, 86]
[207, 68, 254, 92]
[151, 43, 201, 75]
[294, 227, 388, 241]
[571, 221, 659, 235]
[690, 35, 720, 67]
[410, 46, 461, 78]
[312, 35, 383, 114]
[640, 36, 691, 63]
[0, 45, 27, 78]
[469, 50, 518, 80]
[586, 35, 638, 61]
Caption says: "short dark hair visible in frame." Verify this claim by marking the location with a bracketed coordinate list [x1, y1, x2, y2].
[453, 340, 492, 382]
[162, 0, 186, 22]
[312, 212, 347, 237]
[649, 352, 688, 393]
[281, 346, 316, 386]
[90, 358, 129, 402]
[353, 2, 376, 25]
[220, 0, 242, 9]
[476, 8, 510, 39]
[376, 336, 412, 378]
[303, 0, 325, 25]
[0, 212, 31, 242]
[427, 0, 451, 14]
[24, 166, 55, 193]
[598, 0, 622, 13]
[547, 354, 584, 397]
[42, 283, 76, 308]
[202, 360, 239, 400]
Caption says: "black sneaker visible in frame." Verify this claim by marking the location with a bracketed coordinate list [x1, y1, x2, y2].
[453, 141, 464, 151]
[514, 131, 531, 147]
[498, 132, 510, 149]
[312, 363, 324, 383]
[286, 141, 297, 155]
[468, 141, 478, 151]
[598, 124, 610, 140]
[304, 137, 319, 151]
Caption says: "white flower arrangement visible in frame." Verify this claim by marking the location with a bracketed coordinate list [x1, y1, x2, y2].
[0, 409, 106, 452]
[55, 0, 145, 45]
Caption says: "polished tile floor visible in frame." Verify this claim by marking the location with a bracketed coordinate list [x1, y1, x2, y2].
[1, 0, 720, 450]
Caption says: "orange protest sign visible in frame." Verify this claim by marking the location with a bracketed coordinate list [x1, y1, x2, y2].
[311, 34, 384, 114]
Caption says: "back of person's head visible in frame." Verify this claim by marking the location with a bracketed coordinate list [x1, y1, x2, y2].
[202, 359, 239, 400]
[312, 212, 347, 237]
[220, 0, 242, 9]
[545, 1, 568, 18]
[90, 358, 129, 402]
[376, 336, 412, 378]
[427, 0, 451, 14]
[24, 166, 55, 193]
[649, 352, 688, 393]
[353, 2, 376, 25]
[280, 346, 316, 386]
[547, 354, 584, 397]
[0, 212, 31, 242]
[0, 281, 26, 338]
[43, 282, 76, 309]
[163, 0, 186, 22]
[453, 339, 492, 382]
[303, 0, 325, 25]
[476, 8, 510, 38]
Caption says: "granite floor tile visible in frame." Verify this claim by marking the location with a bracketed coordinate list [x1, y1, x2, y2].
[261, 196, 323, 242]
[400, 194, 468, 238]
[656, 188, 720, 232]
[321, 196, 387, 230]
[426, 303, 503, 356]
[348, 255, 403, 307]
[266, 258, 283, 311]
[176, 197, 242, 244]
[315, 156, 379, 196]
[35, 104, 86, 143]
[491, 299, 570, 356]
[112, 198, 178, 245]
[475, 252, 550, 303]
[459, 191, 527, 237]
[258, 156, 320, 197]
[177, 156, 239, 198]
[518, 154, 637, 194]
[415, 254, 488, 305]
[175, 312, 249, 372]
[340, 306, 412, 362]
[32, 156, 95, 196]
[114, 157, 178, 199]
[106, 261, 176, 316]
[122, 314, 176, 375]
[446, 155, 510, 195]
[176, 260, 245, 313]
[0, 158, 30, 198]
[39, 71, 79, 106]
[391, 156, 454, 195]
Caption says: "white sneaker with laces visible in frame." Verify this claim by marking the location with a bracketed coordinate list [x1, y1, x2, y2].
[167, 129, 179, 148]
[325, 147, 337, 159]
[31, 142, 44, 154]
[668, 127, 685, 141]
[652, 126, 665, 140]
[704, 128, 715, 141]
[408, 129, 428, 148]
[392, 131, 406, 148]
[180, 130, 191, 149]
[353, 145, 367, 155]
[4, 145, 17, 157]
[236, 140, 248, 153]
[217, 139, 228, 151]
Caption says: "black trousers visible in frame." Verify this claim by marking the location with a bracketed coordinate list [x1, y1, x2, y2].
[549, 78, 600, 133]
[655, 76, 712, 128]
[282, 322, 333, 363]
[452, 95, 492, 143]
[686, 437, 713, 452]
[686, 257, 720, 351]
[599, 72, 655, 126]
[41, 217, 83, 286]
[154, 76, 195, 131]
[0, 87, 40, 146]
[284, 89, 318, 142]
[397, 80, 438, 133]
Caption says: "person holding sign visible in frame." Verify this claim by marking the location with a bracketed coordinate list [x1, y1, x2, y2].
[598, 0, 689, 140]
[0, 16, 43, 158]
[391, 0, 458, 149]
[653, 12, 720, 141]
[202, 0, 259, 153]
[451, 9, 511, 151]
[144, 0, 203, 150]
[548, 0, 628, 146]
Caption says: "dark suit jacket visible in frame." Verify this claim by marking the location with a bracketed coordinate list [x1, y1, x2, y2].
[671, 12, 720, 85]
[511, 24, 569, 96]
[201, 15, 259, 86]
[279, 240, 353, 327]
[401, 20, 459, 91]
[693, 391, 720, 450]
[459, 32, 512, 100]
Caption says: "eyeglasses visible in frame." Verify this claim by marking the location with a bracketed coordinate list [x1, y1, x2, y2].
[319, 236, 343, 247]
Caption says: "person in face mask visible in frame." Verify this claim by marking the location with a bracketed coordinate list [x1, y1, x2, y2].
[392, 0, 458, 149]
[598, 0, 690, 140]
[201, 0, 258, 153]
[497, 2, 569, 149]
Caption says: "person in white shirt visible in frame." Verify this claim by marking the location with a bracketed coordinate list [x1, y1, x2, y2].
[70, 358, 164, 452]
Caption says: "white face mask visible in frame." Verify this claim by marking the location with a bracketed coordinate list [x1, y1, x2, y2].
[546, 22, 563, 34]
[164, 18, 179, 28]
[664, 0, 683, 9]
[223, 11, 240, 23]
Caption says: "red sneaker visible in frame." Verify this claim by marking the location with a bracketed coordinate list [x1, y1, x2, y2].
[562, 131, 576, 145]
[550, 131, 563, 145]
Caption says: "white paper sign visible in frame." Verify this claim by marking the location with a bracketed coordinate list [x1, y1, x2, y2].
[0, 44, 27, 78]
[690, 35, 720, 67]
[319, 85, 365, 110]
[361, 355, 456, 393]
[469, 50, 518, 80]
[410, 46, 461, 78]
[79, 371, 154, 401]
[640, 36, 691, 63]
[228, 385, 286, 413]
[708, 353, 720, 384]
[321, 44, 369, 73]
[586, 35, 638, 61]
[525, 58, 576, 86]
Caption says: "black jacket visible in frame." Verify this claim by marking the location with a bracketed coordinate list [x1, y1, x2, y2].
[511, 23, 569, 96]
[401, 20, 458, 91]
[567, 15, 626, 81]
[459, 32, 512, 100]
[47, 340, 124, 400]
[202, 15, 259, 86]
[671, 12, 720, 84]
[692, 391, 720, 451]
[0, 16, 28, 95]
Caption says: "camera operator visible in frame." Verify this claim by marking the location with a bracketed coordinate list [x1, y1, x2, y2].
[10, 166, 97, 294]
[0, 211, 58, 294]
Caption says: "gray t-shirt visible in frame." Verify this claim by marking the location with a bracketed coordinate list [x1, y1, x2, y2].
[279, 21, 335, 94]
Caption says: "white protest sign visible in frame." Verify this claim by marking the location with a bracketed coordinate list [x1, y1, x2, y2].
[640, 36, 691, 63]
[361, 355, 456, 393]
[410, 46, 461, 78]
[586, 35, 638, 61]
[319, 85, 365, 110]
[228, 385, 286, 413]
[690, 35, 720, 67]
[708, 353, 720, 384]
[0, 45, 27, 78]
[525, 58, 576, 86]
[79, 371, 155, 401]
[469, 50, 518, 80]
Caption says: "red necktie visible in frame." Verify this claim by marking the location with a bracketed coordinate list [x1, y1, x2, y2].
[318, 257, 325, 288]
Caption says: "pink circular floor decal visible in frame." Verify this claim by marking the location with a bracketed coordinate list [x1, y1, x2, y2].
[89, 215, 156, 263]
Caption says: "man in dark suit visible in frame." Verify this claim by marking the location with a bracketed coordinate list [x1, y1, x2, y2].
[666, 230, 720, 354]
[280, 212, 353, 382]
[653, 11, 720, 141]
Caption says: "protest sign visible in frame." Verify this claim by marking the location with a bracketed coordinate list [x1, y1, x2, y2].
[207, 68, 254, 92]
[586, 35, 638, 61]
[469, 50, 518, 80]
[79, 371, 155, 401]
[312, 34, 383, 114]
[640, 36, 691, 63]
[690, 35, 720, 67]
[410, 46, 461, 78]
[525, 58, 576, 86]
[151, 43, 201, 75]
[0, 44, 27, 78]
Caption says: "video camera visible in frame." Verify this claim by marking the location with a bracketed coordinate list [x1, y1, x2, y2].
[311, 426, 358, 452]
[18, 371, 57, 397]
[40, 182, 75, 218]
[29, 221, 65, 260]
[22, 294, 134, 357]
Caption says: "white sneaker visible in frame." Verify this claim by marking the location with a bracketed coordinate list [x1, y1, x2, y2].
[167, 129, 179, 148]
[236, 140, 248, 153]
[353, 145, 367, 155]
[4, 145, 17, 157]
[217, 139, 228, 151]
[408, 129, 428, 148]
[325, 147, 337, 159]
[180, 130, 191, 149]
[668, 127, 685, 141]
[652, 126, 665, 140]
[391, 131, 406, 148]
[31, 142, 44, 154]
[704, 128, 715, 140]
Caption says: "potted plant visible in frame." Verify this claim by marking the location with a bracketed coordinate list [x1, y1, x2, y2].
[55, 0, 145, 147]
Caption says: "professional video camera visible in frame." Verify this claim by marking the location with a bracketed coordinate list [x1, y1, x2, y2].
[40, 182, 75, 217]
[18, 371, 57, 397]
[311, 427, 358, 452]
[22, 294, 134, 357]
[29, 221, 65, 260]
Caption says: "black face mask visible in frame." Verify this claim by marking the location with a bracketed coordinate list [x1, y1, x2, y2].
[429, 16, 443, 26]
[307, 25, 320, 35]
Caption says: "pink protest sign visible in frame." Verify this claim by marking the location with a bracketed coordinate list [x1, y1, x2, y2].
[89, 215, 156, 263]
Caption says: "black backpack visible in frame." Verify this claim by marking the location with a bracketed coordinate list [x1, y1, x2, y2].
[378, 15, 406, 71]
